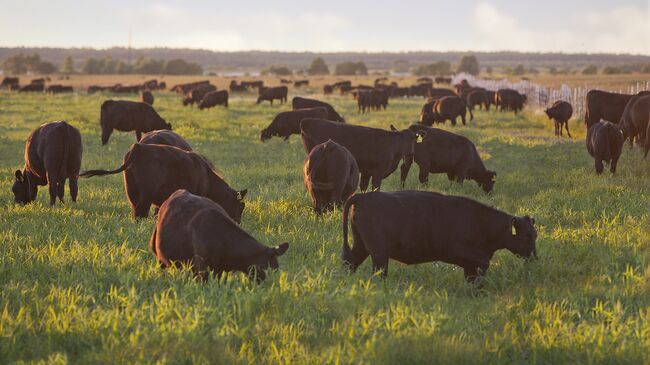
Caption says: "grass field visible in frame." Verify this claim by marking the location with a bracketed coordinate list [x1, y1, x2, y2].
[1, 87, 649, 364]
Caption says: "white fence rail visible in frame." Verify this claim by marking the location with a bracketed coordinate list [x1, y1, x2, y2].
[452, 73, 650, 119]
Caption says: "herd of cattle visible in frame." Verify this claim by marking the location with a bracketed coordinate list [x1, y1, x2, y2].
[6, 76, 650, 283]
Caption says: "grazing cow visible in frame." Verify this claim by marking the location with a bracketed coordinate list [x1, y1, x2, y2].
[323, 84, 333, 94]
[484, 90, 496, 111]
[619, 93, 650, 146]
[183, 85, 217, 106]
[303, 140, 359, 214]
[140, 90, 154, 105]
[46, 85, 74, 94]
[12, 121, 82, 206]
[467, 90, 488, 111]
[260, 107, 328, 142]
[112, 84, 141, 93]
[140, 130, 192, 151]
[280, 79, 293, 84]
[544, 101, 573, 137]
[257, 86, 288, 105]
[341, 190, 537, 281]
[392, 87, 410, 98]
[229, 81, 247, 93]
[171, 80, 210, 94]
[100, 100, 172, 145]
[586, 120, 624, 174]
[150, 189, 288, 281]
[584, 90, 637, 127]
[419, 99, 440, 125]
[294, 80, 309, 87]
[422, 96, 473, 126]
[339, 84, 353, 95]
[357, 88, 389, 113]
[460, 87, 485, 102]
[1, 76, 19, 90]
[87, 85, 108, 94]
[428, 88, 456, 99]
[80, 143, 247, 221]
[19, 83, 44, 92]
[400, 124, 496, 193]
[292, 96, 346, 123]
[242, 80, 264, 90]
[300, 118, 425, 191]
[198, 90, 229, 109]
[142, 80, 159, 90]
[496, 89, 526, 113]
[410, 83, 432, 98]
[332, 80, 352, 90]
[158, 81, 167, 90]
[30, 78, 45, 86]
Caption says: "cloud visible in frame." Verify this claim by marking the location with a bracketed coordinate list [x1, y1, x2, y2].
[472, 2, 650, 54]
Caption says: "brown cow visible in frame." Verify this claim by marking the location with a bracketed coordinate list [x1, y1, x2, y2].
[467, 90, 488, 111]
[261, 107, 328, 142]
[257, 86, 288, 105]
[584, 90, 635, 127]
[1, 76, 19, 90]
[80, 143, 247, 221]
[100, 100, 172, 145]
[140, 90, 154, 105]
[496, 89, 526, 113]
[424, 96, 473, 126]
[150, 189, 288, 281]
[198, 90, 229, 110]
[140, 130, 192, 151]
[12, 121, 82, 206]
[303, 140, 359, 214]
[545, 101, 573, 137]
[19, 83, 44, 92]
[300, 118, 426, 191]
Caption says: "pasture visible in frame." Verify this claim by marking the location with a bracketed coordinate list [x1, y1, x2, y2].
[1, 84, 649, 364]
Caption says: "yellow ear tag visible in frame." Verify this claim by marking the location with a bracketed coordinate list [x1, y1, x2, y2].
[511, 223, 516, 236]
[416, 135, 423, 143]
[491, 176, 497, 182]
[236, 192, 242, 200]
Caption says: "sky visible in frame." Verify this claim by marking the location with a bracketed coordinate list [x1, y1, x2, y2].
[0, 0, 649, 54]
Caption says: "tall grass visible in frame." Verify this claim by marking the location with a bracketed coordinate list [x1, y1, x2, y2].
[0, 90, 648, 364]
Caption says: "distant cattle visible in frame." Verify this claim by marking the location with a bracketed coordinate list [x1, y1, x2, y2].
[410, 83, 432, 98]
[280, 79, 293, 84]
[586, 120, 624, 174]
[421, 96, 473, 126]
[241, 80, 264, 90]
[496, 89, 526, 113]
[292, 96, 346, 123]
[150, 189, 288, 281]
[229, 81, 247, 93]
[100, 100, 172, 144]
[140, 130, 192, 151]
[323, 84, 333, 94]
[30, 78, 45, 86]
[112, 84, 141, 93]
[300, 118, 425, 191]
[391, 87, 410, 98]
[260, 107, 328, 142]
[142, 79, 160, 90]
[294, 80, 309, 87]
[140, 90, 154, 105]
[46, 85, 74, 94]
[183, 85, 217, 106]
[618, 92, 650, 146]
[460, 87, 485, 102]
[357, 88, 389, 113]
[303, 140, 359, 214]
[341, 190, 537, 281]
[87, 85, 108, 94]
[400, 124, 496, 193]
[484, 91, 496, 110]
[19, 83, 44, 92]
[467, 90, 488, 111]
[12, 121, 82, 206]
[198, 90, 229, 109]
[544, 101, 573, 137]
[80, 143, 247, 221]
[171, 80, 210, 94]
[428, 87, 456, 99]
[1, 77, 19, 90]
[584, 90, 638, 127]
[332, 81, 352, 90]
[257, 86, 288, 105]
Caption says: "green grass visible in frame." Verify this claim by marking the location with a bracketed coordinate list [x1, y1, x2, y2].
[1, 90, 649, 364]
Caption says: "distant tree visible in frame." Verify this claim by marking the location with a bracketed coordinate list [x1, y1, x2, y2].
[528, 67, 539, 75]
[413, 61, 452, 76]
[549, 66, 558, 75]
[261, 65, 292, 76]
[486, 66, 493, 74]
[101, 58, 117, 74]
[602, 66, 623, 75]
[133, 57, 164, 74]
[582, 65, 598, 75]
[116, 61, 131, 74]
[82, 58, 101, 74]
[509, 64, 526, 76]
[62, 56, 75, 74]
[641, 63, 650, 74]
[392, 59, 410, 73]
[457, 55, 480, 75]
[36, 61, 58, 74]
[335, 61, 367, 75]
[1, 53, 51, 74]
[307, 57, 329, 75]
[163, 59, 203, 75]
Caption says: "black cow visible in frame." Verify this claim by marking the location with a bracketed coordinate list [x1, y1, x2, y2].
[300, 118, 425, 191]
[261, 107, 328, 142]
[150, 189, 288, 281]
[303, 140, 359, 214]
[620, 93, 650, 146]
[423, 96, 473, 126]
[292, 96, 345, 123]
[140, 130, 192, 151]
[586, 120, 624, 174]
[584, 90, 636, 127]
[257, 86, 288, 105]
[400, 125, 496, 193]
[545, 101, 573, 137]
[342, 190, 537, 281]
[12, 121, 83, 206]
[198, 90, 229, 109]
[140, 90, 154, 105]
[183, 85, 217, 106]
[100, 100, 171, 145]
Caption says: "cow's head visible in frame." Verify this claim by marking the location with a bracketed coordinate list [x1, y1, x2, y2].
[508, 215, 537, 259]
[260, 128, 272, 142]
[478, 170, 497, 193]
[12, 170, 34, 205]
[390, 125, 426, 156]
[544, 108, 552, 119]
[248, 242, 289, 281]
[101, 120, 113, 146]
[182, 97, 192, 106]
[221, 189, 247, 224]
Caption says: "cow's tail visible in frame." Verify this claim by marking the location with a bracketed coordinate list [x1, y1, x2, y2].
[466, 100, 474, 121]
[80, 144, 139, 177]
[307, 142, 335, 190]
[149, 224, 158, 256]
[342, 194, 358, 260]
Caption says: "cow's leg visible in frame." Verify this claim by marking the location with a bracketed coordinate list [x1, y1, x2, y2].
[359, 172, 370, 192]
[192, 254, 209, 283]
[447, 172, 455, 181]
[611, 156, 619, 174]
[46, 171, 60, 206]
[565, 121, 571, 138]
[57, 178, 65, 202]
[400, 155, 414, 188]
[343, 225, 369, 272]
[370, 254, 389, 278]
[69, 177, 78, 202]
[136, 130, 142, 142]
[463, 263, 489, 285]
[595, 159, 604, 174]
[450, 117, 457, 126]
[133, 198, 152, 219]
[418, 166, 429, 185]
[370, 174, 382, 192]
[461, 113, 466, 126]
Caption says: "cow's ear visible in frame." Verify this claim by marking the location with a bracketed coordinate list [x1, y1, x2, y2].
[274, 242, 289, 257]
[236, 189, 248, 200]
[15, 170, 23, 182]
[511, 217, 517, 236]
[390, 125, 398, 132]
[167, 123, 173, 130]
